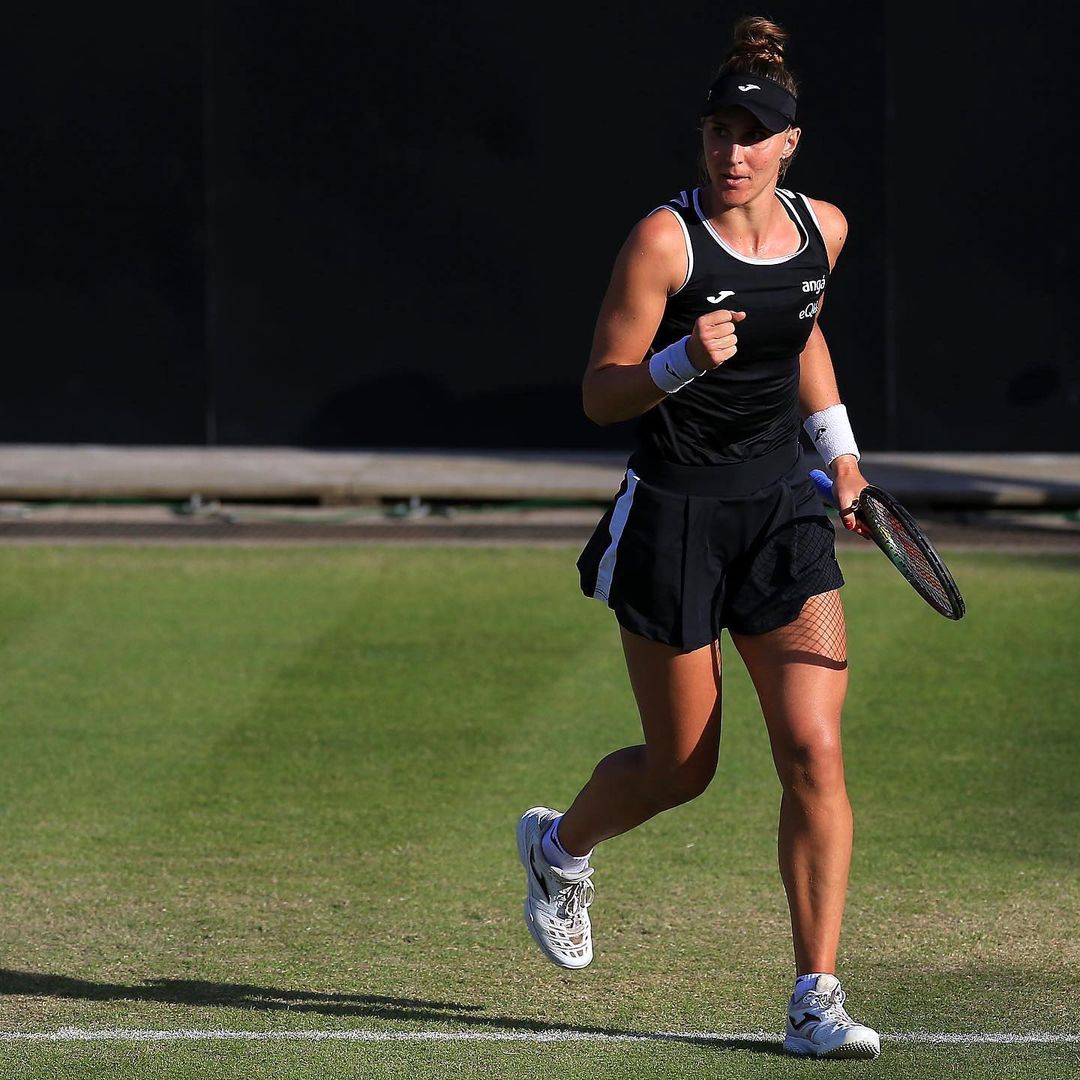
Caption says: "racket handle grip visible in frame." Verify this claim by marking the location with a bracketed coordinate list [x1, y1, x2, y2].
[810, 469, 836, 505]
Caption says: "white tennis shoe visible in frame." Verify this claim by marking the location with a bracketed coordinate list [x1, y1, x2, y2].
[783, 974, 881, 1059]
[516, 806, 594, 969]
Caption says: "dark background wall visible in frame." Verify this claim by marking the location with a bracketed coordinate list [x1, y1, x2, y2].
[4, 2, 1076, 451]
[5, 3, 205, 444]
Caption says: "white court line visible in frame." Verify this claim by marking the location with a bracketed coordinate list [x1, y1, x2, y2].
[0, 1028, 1076, 1045]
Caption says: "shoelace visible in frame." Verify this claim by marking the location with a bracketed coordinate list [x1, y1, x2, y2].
[804, 987, 855, 1026]
[551, 869, 595, 924]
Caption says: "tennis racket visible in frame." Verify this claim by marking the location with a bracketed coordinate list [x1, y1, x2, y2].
[811, 469, 966, 620]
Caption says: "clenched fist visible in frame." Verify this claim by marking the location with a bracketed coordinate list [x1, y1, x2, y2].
[687, 308, 747, 371]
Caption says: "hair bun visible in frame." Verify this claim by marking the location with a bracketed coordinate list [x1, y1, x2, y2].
[729, 15, 788, 65]
[716, 14, 796, 95]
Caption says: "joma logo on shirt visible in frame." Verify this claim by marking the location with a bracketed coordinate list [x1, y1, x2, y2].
[802, 277, 825, 294]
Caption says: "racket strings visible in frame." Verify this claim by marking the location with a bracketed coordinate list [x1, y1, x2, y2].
[864, 502, 954, 612]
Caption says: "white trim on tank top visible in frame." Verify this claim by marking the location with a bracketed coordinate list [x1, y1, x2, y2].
[692, 187, 808, 265]
[647, 200, 694, 295]
[788, 189, 828, 249]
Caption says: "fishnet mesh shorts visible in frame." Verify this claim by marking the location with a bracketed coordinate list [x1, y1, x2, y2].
[577, 450, 844, 651]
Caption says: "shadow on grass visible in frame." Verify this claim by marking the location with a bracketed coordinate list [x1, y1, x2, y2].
[0, 968, 785, 1055]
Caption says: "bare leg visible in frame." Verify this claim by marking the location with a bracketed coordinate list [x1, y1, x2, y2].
[556, 627, 723, 856]
[731, 591, 852, 975]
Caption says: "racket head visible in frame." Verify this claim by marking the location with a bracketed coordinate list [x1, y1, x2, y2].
[855, 485, 966, 620]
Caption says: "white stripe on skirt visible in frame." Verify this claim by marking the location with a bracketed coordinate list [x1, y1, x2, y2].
[592, 469, 639, 603]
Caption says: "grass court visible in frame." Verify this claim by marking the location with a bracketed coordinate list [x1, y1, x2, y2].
[0, 543, 1076, 1079]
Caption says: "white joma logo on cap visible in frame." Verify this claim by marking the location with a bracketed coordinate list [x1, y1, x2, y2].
[738, 83, 760, 91]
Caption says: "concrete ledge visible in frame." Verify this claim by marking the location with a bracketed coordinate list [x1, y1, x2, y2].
[1, 445, 1078, 508]
[0, 503, 1076, 553]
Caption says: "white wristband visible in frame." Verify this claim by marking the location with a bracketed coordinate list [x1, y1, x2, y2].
[648, 335, 702, 393]
[803, 403, 860, 465]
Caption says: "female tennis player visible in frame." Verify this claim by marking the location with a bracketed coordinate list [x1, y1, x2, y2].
[517, 16, 880, 1060]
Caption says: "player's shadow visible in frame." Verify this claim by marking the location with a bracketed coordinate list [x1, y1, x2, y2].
[0, 968, 784, 1056]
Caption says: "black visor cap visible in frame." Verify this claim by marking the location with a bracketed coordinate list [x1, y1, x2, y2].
[700, 71, 797, 133]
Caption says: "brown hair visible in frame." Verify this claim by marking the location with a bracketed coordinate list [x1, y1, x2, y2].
[697, 16, 800, 183]
[719, 16, 798, 96]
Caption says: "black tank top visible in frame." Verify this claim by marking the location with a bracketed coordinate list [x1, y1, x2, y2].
[635, 187, 830, 466]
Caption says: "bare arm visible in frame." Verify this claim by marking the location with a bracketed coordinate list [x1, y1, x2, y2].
[582, 209, 744, 425]
[797, 199, 847, 420]
[798, 198, 870, 533]
[798, 322, 844, 417]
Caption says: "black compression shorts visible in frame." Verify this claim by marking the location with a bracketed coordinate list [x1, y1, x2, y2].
[576, 443, 843, 650]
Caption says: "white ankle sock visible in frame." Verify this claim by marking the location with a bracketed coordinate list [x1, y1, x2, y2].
[541, 817, 591, 874]
[794, 973, 829, 998]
